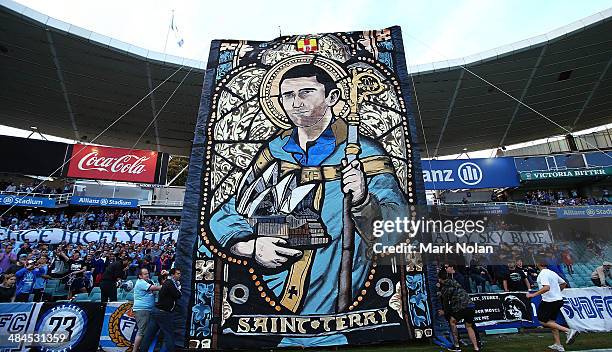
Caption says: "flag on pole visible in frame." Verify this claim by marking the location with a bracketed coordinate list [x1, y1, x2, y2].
[170, 11, 184, 48]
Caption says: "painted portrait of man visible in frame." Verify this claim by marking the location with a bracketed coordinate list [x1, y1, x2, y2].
[184, 30, 430, 349]
[207, 60, 408, 345]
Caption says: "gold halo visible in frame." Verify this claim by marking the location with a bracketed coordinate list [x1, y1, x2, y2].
[259, 55, 351, 129]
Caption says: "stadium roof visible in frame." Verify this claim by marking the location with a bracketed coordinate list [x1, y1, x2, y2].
[1, 0, 611, 157]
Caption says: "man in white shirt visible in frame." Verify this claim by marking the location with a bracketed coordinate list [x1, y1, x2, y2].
[526, 263, 578, 352]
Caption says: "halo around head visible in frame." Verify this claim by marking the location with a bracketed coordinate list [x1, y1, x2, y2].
[259, 55, 351, 129]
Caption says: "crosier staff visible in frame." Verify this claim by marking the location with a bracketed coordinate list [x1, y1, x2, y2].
[338, 68, 385, 312]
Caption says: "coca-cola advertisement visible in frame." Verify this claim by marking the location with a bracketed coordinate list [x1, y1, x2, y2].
[67, 145, 160, 183]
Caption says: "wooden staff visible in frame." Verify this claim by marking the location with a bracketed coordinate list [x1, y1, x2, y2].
[338, 68, 385, 312]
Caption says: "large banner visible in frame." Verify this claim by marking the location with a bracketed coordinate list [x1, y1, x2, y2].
[179, 26, 430, 350]
[33, 302, 105, 352]
[0, 227, 178, 244]
[99, 302, 138, 351]
[469, 292, 533, 326]
[561, 287, 612, 332]
[0, 302, 162, 352]
[465, 288, 612, 333]
[422, 158, 520, 190]
[0, 302, 42, 351]
[431, 231, 553, 246]
[0, 302, 103, 352]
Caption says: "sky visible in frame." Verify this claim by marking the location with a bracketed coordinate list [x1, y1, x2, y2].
[5, 0, 612, 157]
[12, 0, 612, 67]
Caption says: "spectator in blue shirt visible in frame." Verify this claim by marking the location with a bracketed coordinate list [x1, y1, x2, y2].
[150, 244, 162, 261]
[545, 250, 569, 285]
[15, 260, 36, 302]
[132, 268, 161, 352]
[32, 256, 49, 302]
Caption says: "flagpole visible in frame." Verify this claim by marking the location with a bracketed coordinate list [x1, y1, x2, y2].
[163, 10, 174, 54]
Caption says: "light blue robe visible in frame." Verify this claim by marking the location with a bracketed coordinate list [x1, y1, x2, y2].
[210, 129, 408, 346]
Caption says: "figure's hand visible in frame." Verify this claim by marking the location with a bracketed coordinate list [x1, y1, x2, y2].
[230, 237, 302, 269]
[341, 159, 367, 206]
[437, 309, 445, 316]
[526, 292, 535, 299]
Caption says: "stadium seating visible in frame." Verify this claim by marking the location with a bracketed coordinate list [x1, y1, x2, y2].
[73, 293, 90, 302]
[560, 241, 611, 288]
[51, 286, 68, 299]
[43, 285, 56, 299]
[88, 292, 102, 302]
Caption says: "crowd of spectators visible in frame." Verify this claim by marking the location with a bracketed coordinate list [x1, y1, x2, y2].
[522, 189, 610, 206]
[140, 216, 180, 232]
[437, 188, 610, 206]
[0, 237, 176, 302]
[438, 236, 612, 295]
[439, 258, 540, 294]
[0, 209, 180, 232]
[1, 181, 73, 195]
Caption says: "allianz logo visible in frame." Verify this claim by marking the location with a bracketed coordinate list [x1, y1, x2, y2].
[422, 162, 483, 185]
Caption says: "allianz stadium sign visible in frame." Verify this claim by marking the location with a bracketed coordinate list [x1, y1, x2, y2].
[0, 195, 56, 208]
[422, 157, 520, 190]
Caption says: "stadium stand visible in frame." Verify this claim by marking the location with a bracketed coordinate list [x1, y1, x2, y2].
[1, 208, 180, 231]
[0, 202, 178, 303]
[0, 236, 176, 302]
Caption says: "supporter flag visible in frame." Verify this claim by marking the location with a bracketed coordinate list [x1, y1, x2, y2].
[297, 38, 318, 52]
[170, 11, 184, 48]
